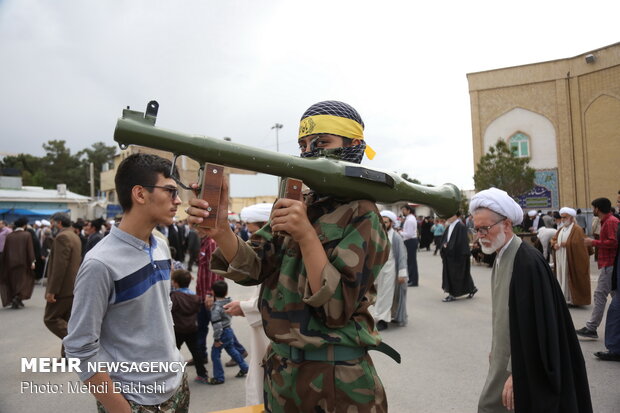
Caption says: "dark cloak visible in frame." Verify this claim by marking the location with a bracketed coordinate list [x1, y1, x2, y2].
[419, 220, 434, 249]
[0, 230, 35, 306]
[440, 221, 475, 297]
[509, 242, 592, 413]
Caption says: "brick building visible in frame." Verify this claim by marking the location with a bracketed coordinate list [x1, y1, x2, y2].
[467, 42, 620, 209]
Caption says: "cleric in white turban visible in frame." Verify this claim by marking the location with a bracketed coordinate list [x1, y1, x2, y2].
[470, 187, 592, 413]
[373, 209, 408, 330]
[229, 202, 272, 405]
[559, 207, 577, 218]
[380, 210, 398, 225]
[468, 187, 524, 225]
[240, 203, 272, 224]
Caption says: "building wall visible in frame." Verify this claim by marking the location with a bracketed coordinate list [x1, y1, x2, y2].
[468, 43, 620, 209]
[483, 107, 557, 169]
[583, 94, 620, 201]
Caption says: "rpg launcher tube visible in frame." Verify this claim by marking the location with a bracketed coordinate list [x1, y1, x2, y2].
[113, 101, 461, 218]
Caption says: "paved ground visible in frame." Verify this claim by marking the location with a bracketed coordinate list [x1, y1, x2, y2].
[1, 250, 619, 413]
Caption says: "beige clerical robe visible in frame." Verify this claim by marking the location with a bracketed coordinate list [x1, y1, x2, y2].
[478, 236, 522, 413]
[239, 285, 270, 406]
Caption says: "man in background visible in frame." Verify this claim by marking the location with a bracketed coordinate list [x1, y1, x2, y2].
[593, 191, 620, 361]
[371, 210, 408, 330]
[440, 211, 477, 302]
[83, 218, 104, 257]
[401, 204, 419, 286]
[0, 220, 12, 269]
[577, 197, 619, 339]
[1, 217, 35, 309]
[44, 212, 82, 357]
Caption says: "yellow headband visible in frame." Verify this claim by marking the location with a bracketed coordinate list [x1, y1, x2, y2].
[298, 114, 376, 159]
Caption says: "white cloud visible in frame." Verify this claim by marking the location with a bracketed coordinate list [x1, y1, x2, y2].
[1, 0, 618, 191]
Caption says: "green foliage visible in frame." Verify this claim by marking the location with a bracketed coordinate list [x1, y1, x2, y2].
[0, 154, 45, 186]
[474, 139, 536, 197]
[0, 140, 117, 196]
[459, 190, 470, 216]
[41, 140, 84, 193]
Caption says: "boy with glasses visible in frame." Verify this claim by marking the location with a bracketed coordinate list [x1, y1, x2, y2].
[64, 153, 189, 413]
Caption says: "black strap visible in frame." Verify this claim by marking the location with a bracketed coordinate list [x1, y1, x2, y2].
[370, 341, 401, 364]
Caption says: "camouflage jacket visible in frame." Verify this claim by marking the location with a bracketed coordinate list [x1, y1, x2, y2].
[211, 193, 390, 351]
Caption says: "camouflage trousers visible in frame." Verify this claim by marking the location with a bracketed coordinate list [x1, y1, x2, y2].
[97, 373, 189, 413]
[263, 350, 387, 413]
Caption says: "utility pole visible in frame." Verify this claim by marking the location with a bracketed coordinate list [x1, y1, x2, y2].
[271, 123, 283, 152]
[89, 162, 95, 198]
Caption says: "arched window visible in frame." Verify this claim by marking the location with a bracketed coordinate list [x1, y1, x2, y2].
[509, 132, 530, 158]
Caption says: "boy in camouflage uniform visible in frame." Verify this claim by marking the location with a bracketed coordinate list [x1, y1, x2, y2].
[188, 101, 390, 412]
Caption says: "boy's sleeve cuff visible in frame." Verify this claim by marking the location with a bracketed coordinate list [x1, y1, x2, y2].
[302, 262, 340, 308]
[211, 237, 256, 282]
[75, 353, 103, 382]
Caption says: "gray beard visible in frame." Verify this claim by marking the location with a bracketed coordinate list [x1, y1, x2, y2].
[480, 231, 506, 254]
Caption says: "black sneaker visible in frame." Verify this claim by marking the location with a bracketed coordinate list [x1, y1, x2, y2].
[594, 351, 620, 361]
[575, 327, 598, 339]
[376, 320, 388, 331]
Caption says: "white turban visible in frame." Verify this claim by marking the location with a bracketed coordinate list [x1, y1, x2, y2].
[35, 220, 42, 226]
[240, 203, 272, 224]
[559, 207, 576, 217]
[469, 187, 524, 225]
[527, 210, 537, 217]
[41, 219, 50, 226]
[380, 210, 398, 224]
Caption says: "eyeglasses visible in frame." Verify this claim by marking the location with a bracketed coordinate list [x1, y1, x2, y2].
[141, 185, 179, 200]
[473, 218, 505, 235]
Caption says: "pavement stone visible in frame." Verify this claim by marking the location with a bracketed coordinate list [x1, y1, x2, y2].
[1, 250, 618, 412]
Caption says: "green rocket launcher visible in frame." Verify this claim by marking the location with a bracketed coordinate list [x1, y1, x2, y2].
[113, 101, 461, 218]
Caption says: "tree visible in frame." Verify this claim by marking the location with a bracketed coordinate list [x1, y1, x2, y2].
[0, 154, 45, 186]
[459, 190, 470, 216]
[474, 139, 535, 197]
[0, 140, 117, 196]
[41, 140, 85, 194]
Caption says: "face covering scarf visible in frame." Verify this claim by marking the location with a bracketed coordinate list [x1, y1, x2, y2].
[300, 137, 366, 164]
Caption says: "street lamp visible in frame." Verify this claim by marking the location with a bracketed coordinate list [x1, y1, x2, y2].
[271, 123, 283, 152]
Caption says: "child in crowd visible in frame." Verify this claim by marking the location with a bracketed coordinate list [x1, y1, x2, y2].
[209, 280, 248, 385]
[170, 269, 209, 384]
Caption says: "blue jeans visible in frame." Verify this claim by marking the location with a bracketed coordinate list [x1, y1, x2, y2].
[198, 307, 246, 361]
[404, 238, 419, 285]
[231, 331, 246, 355]
[211, 327, 248, 381]
[605, 270, 620, 354]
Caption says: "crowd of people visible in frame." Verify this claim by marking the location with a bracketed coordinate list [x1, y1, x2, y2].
[0, 100, 617, 413]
